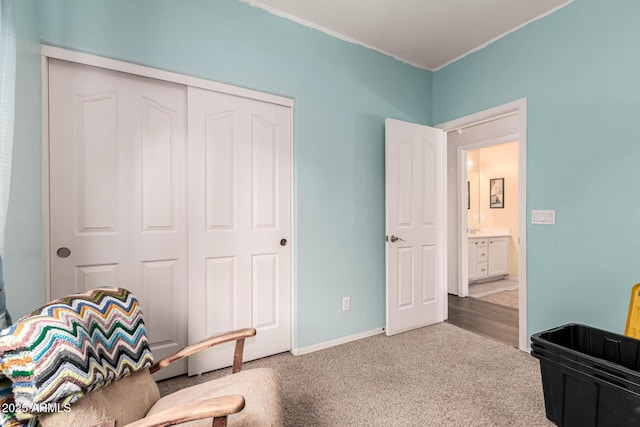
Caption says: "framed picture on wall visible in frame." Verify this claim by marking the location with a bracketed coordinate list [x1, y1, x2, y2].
[490, 178, 504, 209]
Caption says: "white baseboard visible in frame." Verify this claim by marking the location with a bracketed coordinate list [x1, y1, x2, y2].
[291, 328, 384, 356]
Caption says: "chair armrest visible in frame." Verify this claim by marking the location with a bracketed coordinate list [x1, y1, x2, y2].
[124, 394, 245, 427]
[150, 328, 256, 374]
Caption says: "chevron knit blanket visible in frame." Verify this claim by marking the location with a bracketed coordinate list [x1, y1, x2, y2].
[0, 288, 154, 427]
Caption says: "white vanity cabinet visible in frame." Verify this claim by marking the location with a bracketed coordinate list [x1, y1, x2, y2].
[468, 238, 488, 281]
[487, 237, 509, 277]
[468, 236, 508, 282]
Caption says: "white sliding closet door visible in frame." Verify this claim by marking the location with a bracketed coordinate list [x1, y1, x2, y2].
[48, 59, 188, 378]
[187, 87, 292, 375]
[48, 59, 292, 379]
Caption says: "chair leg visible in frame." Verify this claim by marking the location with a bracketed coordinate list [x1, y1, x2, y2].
[212, 416, 228, 427]
[232, 339, 246, 374]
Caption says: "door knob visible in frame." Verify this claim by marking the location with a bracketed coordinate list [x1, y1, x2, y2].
[56, 247, 71, 258]
[389, 235, 404, 243]
[280, 239, 288, 246]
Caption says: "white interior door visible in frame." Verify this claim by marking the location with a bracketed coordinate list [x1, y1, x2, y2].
[187, 87, 291, 375]
[385, 118, 446, 336]
[48, 59, 188, 377]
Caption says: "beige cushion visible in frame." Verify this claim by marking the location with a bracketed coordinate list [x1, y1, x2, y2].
[147, 368, 282, 427]
[38, 369, 160, 427]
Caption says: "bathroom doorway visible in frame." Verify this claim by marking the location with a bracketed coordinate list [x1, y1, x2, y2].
[466, 142, 519, 311]
[438, 99, 528, 351]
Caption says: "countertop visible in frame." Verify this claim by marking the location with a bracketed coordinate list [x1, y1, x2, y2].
[467, 228, 510, 238]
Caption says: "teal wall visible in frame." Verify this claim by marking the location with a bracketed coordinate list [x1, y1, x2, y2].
[434, 0, 640, 337]
[17, 0, 633, 349]
[35, 0, 432, 347]
[8, 0, 43, 320]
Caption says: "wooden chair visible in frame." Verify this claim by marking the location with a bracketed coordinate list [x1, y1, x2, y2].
[0, 288, 282, 427]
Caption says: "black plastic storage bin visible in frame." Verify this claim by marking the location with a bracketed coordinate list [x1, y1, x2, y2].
[531, 323, 640, 427]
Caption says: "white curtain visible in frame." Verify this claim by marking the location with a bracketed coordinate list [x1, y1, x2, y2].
[0, 0, 15, 327]
[0, 0, 15, 257]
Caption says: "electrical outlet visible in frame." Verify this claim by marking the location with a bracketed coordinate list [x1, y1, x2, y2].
[342, 296, 350, 311]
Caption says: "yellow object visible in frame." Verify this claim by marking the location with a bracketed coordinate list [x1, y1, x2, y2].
[625, 283, 640, 339]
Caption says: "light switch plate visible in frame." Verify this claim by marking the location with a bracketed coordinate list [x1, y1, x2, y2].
[532, 210, 556, 225]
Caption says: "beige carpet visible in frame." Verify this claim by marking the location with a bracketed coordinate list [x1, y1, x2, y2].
[157, 323, 551, 426]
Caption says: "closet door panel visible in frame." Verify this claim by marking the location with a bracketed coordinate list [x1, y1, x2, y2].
[187, 87, 291, 375]
[49, 59, 188, 379]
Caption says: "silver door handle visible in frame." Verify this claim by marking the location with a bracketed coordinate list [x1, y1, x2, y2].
[389, 235, 404, 243]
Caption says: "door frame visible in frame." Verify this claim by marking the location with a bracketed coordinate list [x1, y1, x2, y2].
[41, 45, 296, 352]
[437, 98, 528, 351]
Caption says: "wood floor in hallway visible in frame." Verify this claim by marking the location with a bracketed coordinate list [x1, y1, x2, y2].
[447, 294, 519, 347]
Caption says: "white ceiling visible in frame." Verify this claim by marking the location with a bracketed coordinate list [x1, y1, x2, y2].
[242, 0, 572, 71]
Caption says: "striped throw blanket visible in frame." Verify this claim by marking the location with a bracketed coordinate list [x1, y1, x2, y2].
[0, 288, 153, 427]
